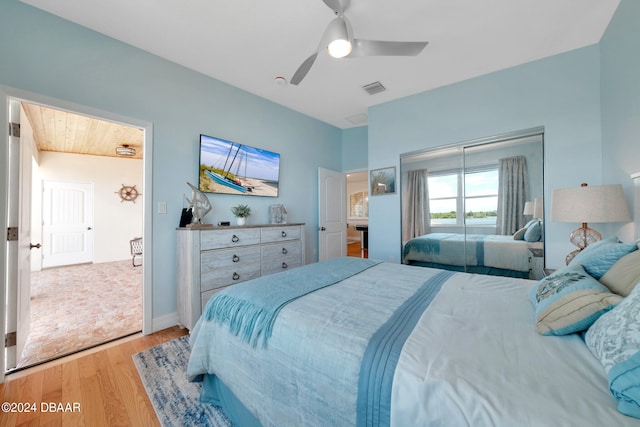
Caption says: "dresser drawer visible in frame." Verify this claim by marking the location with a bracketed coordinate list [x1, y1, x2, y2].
[201, 228, 261, 250]
[261, 225, 301, 243]
[261, 241, 302, 275]
[201, 247, 261, 291]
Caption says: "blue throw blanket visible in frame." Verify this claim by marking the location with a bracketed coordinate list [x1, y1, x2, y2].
[357, 269, 454, 426]
[204, 257, 381, 347]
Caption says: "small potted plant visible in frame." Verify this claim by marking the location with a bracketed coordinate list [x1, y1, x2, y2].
[231, 204, 251, 225]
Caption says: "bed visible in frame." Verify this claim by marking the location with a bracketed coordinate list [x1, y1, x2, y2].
[187, 252, 640, 426]
[402, 232, 539, 278]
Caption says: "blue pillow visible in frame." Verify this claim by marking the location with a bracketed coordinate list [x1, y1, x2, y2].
[586, 280, 640, 418]
[529, 265, 622, 336]
[569, 237, 638, 280]
[524, 220, 541, 242]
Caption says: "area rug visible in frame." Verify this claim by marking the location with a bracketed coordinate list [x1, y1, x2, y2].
[133, 336, 232, 427]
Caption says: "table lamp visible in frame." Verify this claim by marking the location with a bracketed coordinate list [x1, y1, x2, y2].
[551, 183, 630, 264]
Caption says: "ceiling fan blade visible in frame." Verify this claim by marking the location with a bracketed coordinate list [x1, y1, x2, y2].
[349, 39, 428, 57]
[322, 0, 350, 14]
[290, 52, 320, 85]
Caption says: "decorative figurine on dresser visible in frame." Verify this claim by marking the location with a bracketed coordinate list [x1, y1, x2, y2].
[185, 182, 212, 225]
[176, 221, 306, 330]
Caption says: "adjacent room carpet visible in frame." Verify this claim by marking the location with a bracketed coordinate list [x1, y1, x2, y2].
[133, 335, 232, 427]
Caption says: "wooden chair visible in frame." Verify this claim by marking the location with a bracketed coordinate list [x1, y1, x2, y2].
[130, 237, 143, 267]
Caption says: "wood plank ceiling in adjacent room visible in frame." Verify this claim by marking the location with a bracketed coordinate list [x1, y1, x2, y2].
[21, 102, 143, 159]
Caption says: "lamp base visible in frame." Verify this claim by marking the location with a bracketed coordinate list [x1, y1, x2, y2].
[565, 223, 602, 265]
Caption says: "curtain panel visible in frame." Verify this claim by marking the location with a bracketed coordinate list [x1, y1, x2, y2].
[402, 169, 429, 244]
[496, 156, 529, 235]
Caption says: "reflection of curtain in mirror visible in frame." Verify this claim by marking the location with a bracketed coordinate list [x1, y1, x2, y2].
[402, 169, 429, 244]
[496, 156, 529, 235]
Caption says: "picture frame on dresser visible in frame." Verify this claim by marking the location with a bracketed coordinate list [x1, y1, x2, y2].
[176, 223, 305, 330]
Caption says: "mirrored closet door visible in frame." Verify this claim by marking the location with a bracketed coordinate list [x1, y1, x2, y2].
[400, 128, 545, 279]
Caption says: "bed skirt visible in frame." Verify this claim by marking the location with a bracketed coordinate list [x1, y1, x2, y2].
[200, 374, 262, 427]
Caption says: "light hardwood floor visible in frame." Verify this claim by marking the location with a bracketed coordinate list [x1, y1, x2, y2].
[0, 326, 187, 427]
[347, 241, 367, 258]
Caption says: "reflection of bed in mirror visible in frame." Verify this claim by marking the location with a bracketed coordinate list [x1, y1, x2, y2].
[400, 128, 545, 279]
[402, 232, 542, 278]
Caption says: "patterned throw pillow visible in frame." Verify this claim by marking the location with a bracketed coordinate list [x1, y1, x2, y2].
[529, 265, 622, 336]
[586, 281, 640, 418]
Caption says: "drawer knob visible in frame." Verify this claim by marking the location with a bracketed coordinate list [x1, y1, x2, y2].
[282, 247, 288, 254]
[282, 262, 288, 269]
[232, 272, 240, 280]
[232, 254, 240, 262]
[231, 234, 240, 243]
[281, 231, 287, 238]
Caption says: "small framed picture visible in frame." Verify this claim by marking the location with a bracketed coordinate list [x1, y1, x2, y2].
[370, 166, 396, 195]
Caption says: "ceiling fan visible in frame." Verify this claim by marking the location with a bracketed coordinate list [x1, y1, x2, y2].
[290, 0, 429, 85]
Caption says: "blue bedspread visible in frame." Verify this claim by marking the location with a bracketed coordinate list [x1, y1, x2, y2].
[188, 261, 453, 426]
[403, 233, 486, 267]
[204, 257, 380, 347]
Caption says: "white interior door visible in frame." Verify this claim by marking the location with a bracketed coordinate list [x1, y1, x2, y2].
[16, 103, 34, 368]
[42, 181, 94, 268]
[318, 167, 347, 261]
[4, 99, 34, 371]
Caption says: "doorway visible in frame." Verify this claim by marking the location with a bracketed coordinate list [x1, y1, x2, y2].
[346, 171, 368, 258]
[6, 98, 147, 371]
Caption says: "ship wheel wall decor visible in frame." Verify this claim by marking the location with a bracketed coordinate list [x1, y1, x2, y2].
[116, 184, 141, 203]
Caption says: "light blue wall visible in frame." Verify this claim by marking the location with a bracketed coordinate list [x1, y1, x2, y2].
[368, 46, 604, 268]
[0, 0, 341, 324]
[341, 126, 368, 172]
[600, 0, 640, 241]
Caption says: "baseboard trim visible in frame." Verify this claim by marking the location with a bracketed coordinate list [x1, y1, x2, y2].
[152, 312, 179, 333]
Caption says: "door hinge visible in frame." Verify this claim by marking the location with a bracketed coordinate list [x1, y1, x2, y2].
[9, 122, 20, 137]
[5, 332, 16, 348]
[7, 227, 18, 241]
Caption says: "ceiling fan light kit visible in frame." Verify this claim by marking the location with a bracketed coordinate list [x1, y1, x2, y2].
[326, 17, 352, 58]
[290, 0, 429, 85]
[116, 144, 136, 156]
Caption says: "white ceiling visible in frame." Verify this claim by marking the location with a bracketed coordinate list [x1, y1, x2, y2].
[21, 0, 620, 129]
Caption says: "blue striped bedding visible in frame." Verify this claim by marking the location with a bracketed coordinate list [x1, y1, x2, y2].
[402, 232, 531, 274]
[187, 260, 451, 426]
[187, 259, 640, 427]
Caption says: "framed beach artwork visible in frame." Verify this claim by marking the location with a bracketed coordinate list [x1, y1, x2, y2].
[370, 166, 396, 195]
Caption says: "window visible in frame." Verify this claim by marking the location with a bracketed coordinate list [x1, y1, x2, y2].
[349, 191, 368, 218]
[428, 167, 498, 226]
[428, 173, 459, 225]
[464, 168, 498, 225]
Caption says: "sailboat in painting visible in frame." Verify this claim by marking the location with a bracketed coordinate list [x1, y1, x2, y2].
[199, 134, 281, 197]
[205, 143, 250, 193]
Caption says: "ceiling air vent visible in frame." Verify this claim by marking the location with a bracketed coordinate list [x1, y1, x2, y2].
[362, 81, 386, 95]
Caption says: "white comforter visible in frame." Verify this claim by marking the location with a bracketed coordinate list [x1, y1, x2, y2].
[393, 272, 636, 426]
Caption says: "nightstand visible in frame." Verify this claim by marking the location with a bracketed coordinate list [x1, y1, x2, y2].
[528, 243, 544, 280]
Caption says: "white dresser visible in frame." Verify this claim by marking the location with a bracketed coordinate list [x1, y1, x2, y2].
[176, 223, 305, 330]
